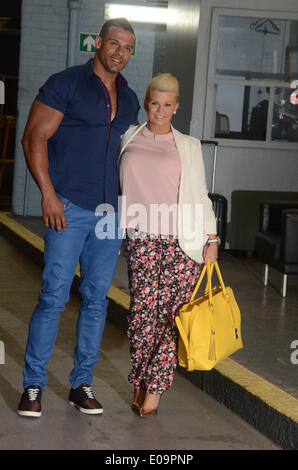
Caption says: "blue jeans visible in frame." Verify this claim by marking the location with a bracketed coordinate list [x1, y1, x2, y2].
[23, 194, 122, 391]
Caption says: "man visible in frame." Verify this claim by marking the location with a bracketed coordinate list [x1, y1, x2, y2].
[17, 18, 139, 418]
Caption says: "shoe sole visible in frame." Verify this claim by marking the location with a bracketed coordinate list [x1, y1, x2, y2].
[139, 408, 158, 418]
[17, 410, 42, 418]
[68, 401, 103, 415]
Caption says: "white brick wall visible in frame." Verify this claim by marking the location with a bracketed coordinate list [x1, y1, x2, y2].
[13, 0, 157, 216]
[13, 0, 69, 215]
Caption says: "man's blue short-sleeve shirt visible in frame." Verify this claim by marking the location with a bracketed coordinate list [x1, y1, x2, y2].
[35, 60, 139, 211]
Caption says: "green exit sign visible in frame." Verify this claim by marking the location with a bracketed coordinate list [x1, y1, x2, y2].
[80, 33, 96, 53]
[79, 32, 136, 56]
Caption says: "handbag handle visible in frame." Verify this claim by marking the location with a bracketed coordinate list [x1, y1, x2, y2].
[213, 261, 227, 296]
[190, 263, 208, 302]
[206, 260, 213, 305]
[190, 260, 227, 303]
[204, 263, 215, 295]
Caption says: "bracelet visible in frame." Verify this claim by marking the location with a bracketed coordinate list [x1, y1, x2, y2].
[207, 236, 221, 246]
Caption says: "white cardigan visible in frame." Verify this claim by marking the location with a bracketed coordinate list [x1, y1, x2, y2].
[118, 123, 217, 264]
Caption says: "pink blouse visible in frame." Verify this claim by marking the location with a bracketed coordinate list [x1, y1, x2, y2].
[119, 125, 181, 236]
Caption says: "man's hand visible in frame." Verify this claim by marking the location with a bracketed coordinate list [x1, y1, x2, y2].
[42, 193, 67, 232]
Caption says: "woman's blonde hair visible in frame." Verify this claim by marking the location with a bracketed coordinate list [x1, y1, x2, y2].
[145, 73, 179, 102]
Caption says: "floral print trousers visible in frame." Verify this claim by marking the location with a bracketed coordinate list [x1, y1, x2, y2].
[126, 234, 201, 395]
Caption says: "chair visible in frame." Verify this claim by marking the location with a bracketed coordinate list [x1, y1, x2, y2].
[215, 111, 230, 136]
[255, 201, 298, 297]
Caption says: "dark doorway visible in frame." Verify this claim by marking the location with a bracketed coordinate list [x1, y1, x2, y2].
[0, 0, 21, 209]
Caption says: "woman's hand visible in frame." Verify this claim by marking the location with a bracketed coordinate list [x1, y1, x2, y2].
[204, 243, 218, 265]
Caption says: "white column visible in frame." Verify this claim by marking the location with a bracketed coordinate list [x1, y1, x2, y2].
[67, 0, 82, 68]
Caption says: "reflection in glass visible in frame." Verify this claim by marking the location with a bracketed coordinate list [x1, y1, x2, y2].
[273, 88, 298, 141]
[215, 85, 298, 141]
[212, 15, 298, 141]
[215, 85, 271, 140]
[216, 16, 298, 80]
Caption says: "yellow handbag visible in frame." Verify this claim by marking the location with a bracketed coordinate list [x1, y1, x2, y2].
[175, 260, 243, 371]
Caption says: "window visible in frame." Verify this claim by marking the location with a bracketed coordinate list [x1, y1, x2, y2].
[205, 10, 298, 144]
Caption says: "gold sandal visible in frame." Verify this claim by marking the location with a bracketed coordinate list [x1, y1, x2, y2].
[131, 388, 146, 412]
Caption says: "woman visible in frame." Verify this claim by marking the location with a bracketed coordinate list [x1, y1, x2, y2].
[118, 73, 219, 417]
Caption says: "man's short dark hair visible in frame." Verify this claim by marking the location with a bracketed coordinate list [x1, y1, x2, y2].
[99, 18, 135, 38]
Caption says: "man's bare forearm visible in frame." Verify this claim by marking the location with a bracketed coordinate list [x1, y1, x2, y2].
[21, 100, 64, 198]
[22, 132, 55, 199]
[21, 101, 66, 230]
[22, 133, 66, 230]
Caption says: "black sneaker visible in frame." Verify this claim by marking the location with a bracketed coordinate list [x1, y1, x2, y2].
[17, 386, 42, 418]
[68, 384, 103, 415]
